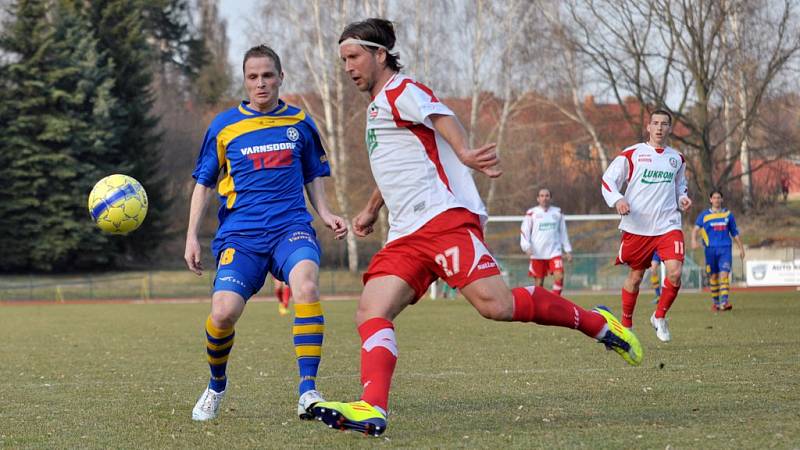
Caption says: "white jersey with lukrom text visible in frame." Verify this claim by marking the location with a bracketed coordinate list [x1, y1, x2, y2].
[366, 73, 487, 242]
[519, 206, 572, 259]
[601, 143, 689, 236]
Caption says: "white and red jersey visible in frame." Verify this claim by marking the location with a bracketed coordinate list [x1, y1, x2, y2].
[366, 73, 487, 242]
[601, 143, 689, 236]
[519, 206, 572, 259]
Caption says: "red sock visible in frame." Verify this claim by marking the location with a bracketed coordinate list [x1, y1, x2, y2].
[552, 280, 563, 296]
[621, 288, 639, 327]
[274, 285, 283, 303]
[359, 318, 397, 412]
[656, 278, 680, 318]
[512, 286, 605, 338]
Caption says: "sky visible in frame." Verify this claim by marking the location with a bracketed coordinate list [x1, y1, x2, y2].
[218, 0, 261, 76]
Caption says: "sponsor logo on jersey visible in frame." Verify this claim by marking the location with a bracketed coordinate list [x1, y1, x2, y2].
[638, 155, 652, 163]
[287, 127, 299, 141]
[240, 142, 296, 155]
[241, 142, 296, 170]
[538, 222, 557, 231]
[641, 168, 675, 184]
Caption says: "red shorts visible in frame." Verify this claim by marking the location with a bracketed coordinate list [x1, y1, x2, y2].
[363, 208, 501, 302]
[528, 256, 563, 278]
[616, 229, 685, 271]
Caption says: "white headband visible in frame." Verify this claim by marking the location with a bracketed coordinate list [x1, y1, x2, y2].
[338, 38, 389, 51]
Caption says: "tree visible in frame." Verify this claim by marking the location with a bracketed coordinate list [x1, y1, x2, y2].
[566, 0, 800, 203]
[0, 0, 120, 271]
[89, 0, 173, 259]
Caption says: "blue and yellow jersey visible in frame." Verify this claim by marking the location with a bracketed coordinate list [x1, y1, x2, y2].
[694, 208, 739, 248]
[193, 100, 330, 256]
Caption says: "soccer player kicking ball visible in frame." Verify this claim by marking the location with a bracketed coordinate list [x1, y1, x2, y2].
[311, 18, 642, 437]
[691, 191, 745, 311]
[601, 109, 692, 342]
[185, 45, 347, 421]
[520, 188, 573, 296]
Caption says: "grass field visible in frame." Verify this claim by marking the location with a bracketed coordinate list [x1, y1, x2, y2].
[3, 291, 799, 449]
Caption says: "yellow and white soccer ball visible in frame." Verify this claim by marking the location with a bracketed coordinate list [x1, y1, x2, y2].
[88, 174, 148, 234]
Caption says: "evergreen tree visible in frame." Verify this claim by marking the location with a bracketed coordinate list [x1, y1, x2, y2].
[89, 0, 173, 261]
[0, 0, 120, 271]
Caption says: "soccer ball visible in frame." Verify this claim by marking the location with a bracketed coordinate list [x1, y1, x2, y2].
[88, 174, 148, 234]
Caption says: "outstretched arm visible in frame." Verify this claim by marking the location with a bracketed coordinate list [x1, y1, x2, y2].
[305, 177, 347, 240]
[185, 183, 215, 276]
[429, 114, 502, 178]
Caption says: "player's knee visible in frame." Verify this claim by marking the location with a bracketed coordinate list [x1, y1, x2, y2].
[628, 272, 644, 287]
[209, 309, 237, 329]
[470, 291, 512, 321]
[292, 279, 319, 303]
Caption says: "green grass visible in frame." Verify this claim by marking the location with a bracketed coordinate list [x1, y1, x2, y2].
[3, 291, 799, 449]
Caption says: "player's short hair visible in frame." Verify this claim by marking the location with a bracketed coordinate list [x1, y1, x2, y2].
[650, 108, 672, 125]
[338, 18, 403, 71]
[710, 189, 724, 198]
[242, 45, 282, 74]
[538, 188, 551, 196]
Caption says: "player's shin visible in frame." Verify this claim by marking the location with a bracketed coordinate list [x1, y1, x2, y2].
[294, 302, 324, 395]
[205, 315, 235, 392]
[709, 278, 720, 305]
[358, 318, 396, 416]
[719, 276, 730, 303]
[655, 278, 680, 318]
[552, 279, 563, 296]
[621, 289, 639, 328]
[512, 287, 605, 338]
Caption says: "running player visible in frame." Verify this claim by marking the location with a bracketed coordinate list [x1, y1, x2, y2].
[310, 18, 643, 437]
[185, 45, 347, 421]
[520, 188, 573, 295]
[275, 279, 292, 316]
[601, 109, 692, 342]
[691, 191, 745, 311]
[649, 253, 662, 304]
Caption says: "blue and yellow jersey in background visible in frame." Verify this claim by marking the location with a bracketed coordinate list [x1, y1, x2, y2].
[694, 208, 739, 247]
[193, 100, 330, 257]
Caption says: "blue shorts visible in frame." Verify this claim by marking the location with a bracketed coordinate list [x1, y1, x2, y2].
[213, 225, 321, 301]
[652, 253, 662, 264]
[704, 246, 732, 274]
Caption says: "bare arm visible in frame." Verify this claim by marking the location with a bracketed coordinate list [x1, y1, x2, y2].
[429, 114, 501, 177]
[305, 177, 347, 240]
[184, 183, 215, 275]
[691, 225, 702, 249]
[353, 187, 385, 237]
[733, 235, 745, 259]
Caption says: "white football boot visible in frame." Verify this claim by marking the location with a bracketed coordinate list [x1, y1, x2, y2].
[650, 312, 672, 342]
[297, 389, 325, 420]
[192, 387, 226, 421]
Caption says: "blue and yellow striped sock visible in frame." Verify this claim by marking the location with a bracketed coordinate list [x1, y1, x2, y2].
[651, 273, 661, 297]
[709, 279, 720, 305]
[205, 315, 234, 392]
[720, 277, 730, 303]
[293, 302, 324, 395]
